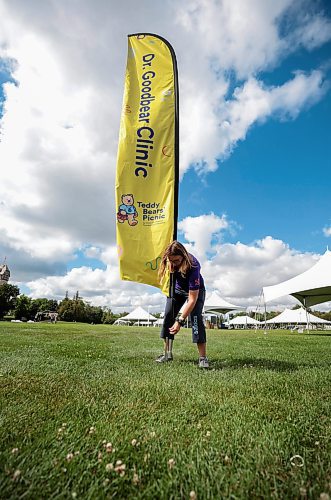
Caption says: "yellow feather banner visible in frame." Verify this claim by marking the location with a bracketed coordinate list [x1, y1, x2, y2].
[115, 34, 179, 295]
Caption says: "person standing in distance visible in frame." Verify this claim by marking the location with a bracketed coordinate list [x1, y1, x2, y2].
[156, 241, 209, 368]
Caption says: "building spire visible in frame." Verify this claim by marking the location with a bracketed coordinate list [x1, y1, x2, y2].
[0, 259, 10, 285]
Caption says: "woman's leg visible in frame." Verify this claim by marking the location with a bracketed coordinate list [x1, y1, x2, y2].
[190, 290, 208, 366]
[157, 294, 186, 361]
[197, 343, 206, 357]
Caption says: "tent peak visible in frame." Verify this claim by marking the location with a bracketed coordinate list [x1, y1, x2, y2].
[263, 251, 331, 307]
[204, 291, 245, 314]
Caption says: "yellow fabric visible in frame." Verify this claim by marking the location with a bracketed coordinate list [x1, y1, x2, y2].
[115, 34, 177, 295]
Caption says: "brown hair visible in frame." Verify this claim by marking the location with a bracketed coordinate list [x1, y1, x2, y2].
[158, 241, 193, 283]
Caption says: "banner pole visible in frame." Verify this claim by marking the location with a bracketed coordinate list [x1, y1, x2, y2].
[163, 34, 179, 304]
[170, 34, 179, 302]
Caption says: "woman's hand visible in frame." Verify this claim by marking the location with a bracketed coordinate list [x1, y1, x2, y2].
[169, 321, 181, 334]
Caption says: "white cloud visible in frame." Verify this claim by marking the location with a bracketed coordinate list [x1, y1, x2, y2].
[178, 213, 229, 256]
[187, 69, 326, 171]
[201, 236, 319, 303]
[25, 252, 166, 313]
[84, 246, 102, 259]
[175, 0, 290, 78]
[323, 227, 331, 237]
[287, 8, 331, 51]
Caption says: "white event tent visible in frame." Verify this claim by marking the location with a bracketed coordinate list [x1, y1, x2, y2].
[114, 306, 157, 326]
[153, 318, 164, 327]
[263, 249, 331, 307]
[204, 291, 245, 329]
[266, 307, 331, 328]
[229, 315, 261, 328]
[204, 291, 244, 315]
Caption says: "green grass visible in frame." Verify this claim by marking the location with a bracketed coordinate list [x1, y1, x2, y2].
[0, 322, 330, 499]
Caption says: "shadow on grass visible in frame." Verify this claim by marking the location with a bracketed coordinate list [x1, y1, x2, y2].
[207, 357, 299, 372]
[303, 333, 331, 337]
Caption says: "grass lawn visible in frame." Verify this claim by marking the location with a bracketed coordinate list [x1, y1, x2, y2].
[0, 322, 330, 499]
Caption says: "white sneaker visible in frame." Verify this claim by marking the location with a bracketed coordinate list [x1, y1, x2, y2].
[155, 352, 173, 363]
[198, 357, 209, 368]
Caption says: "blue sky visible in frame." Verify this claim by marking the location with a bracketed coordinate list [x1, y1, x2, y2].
[0, 67, 13, 115]
[0, 0, 331, 311]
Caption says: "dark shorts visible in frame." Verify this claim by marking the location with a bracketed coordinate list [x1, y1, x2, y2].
[160, 289, 206, 343]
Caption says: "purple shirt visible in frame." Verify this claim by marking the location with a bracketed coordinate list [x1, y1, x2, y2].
[174, 254, 205, 295]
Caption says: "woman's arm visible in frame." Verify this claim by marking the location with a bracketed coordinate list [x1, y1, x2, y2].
[169, 289, 199, 334]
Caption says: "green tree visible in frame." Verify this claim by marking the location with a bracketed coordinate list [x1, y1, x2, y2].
[57, 295, 109, 324]
[310, 310, 331, 321]
[48, 299, 58, 311]
[102, 308, 115, 324]
[58, 299, 76, 322]
[85, 304, 103, 324]
[58, 297, 87, 322]
[72, 297, 87, 322]
[14, 294, 32, 320]
[29, 298, 50, 319]
[0, 284, 20, 319]
[30, 298, 59, 319]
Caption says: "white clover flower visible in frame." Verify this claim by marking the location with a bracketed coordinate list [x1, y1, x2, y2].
[12, 470, 21, 481]
[89, 426, 96, 435]
[114, 461, 126, 476]
[105, 463, 114, 472]
[66, 453, 74, 462]
[206, 431, 211, 437]
[11, 448, 19, 454]
[131, 439, 138, 446]
[190, 491, 197, 500]
[106, 442, 113, 453]
[133, 473, 139, 485]
[168, 458, 175, 469]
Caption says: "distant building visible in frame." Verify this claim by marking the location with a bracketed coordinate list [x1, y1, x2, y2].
[0, 262, 10, 285]
[35, 311, 58, 323]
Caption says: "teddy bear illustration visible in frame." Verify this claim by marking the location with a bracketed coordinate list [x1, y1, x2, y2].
[117, 194, 138, 226]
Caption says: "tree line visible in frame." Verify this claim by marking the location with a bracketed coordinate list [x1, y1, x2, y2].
[0, 284, 123, 324]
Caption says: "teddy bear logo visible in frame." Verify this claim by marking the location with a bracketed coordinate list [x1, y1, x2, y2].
[117, 194, 138, 226]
